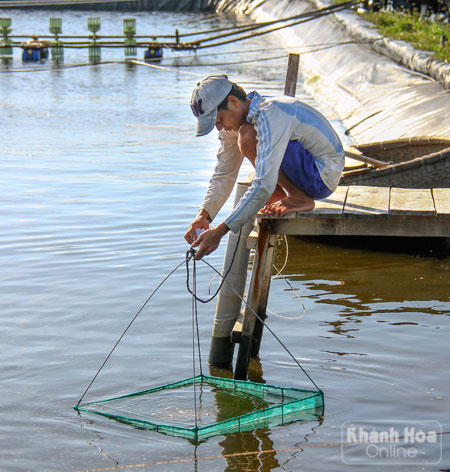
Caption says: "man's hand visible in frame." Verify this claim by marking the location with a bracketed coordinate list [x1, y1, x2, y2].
[191, 223, 229, 260]
[184, 209, 211, 245]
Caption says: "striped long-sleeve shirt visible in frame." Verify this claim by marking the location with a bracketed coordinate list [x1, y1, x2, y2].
[201, 91, 345, 233]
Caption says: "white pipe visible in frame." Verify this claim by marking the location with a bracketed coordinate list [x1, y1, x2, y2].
[208, 182, 253, 367]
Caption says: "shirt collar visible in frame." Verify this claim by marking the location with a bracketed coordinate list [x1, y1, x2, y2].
[246, 91, 263, 123]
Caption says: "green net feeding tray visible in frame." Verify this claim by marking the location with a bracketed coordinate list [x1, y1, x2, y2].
[74, 374, 324, 441]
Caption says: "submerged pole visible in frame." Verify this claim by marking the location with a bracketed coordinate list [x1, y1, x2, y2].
[208, 182, 253, 367]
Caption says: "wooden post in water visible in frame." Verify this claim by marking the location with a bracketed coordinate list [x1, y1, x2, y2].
[234, 53, 300, 380]
[234, 221, 277, 379]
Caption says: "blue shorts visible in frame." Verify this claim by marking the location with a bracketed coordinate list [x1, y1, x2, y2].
[280, 140, 333, 200]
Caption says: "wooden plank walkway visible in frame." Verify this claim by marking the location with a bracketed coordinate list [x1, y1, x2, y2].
[261, 186, 450, 238]
[230, 184, 450, 380]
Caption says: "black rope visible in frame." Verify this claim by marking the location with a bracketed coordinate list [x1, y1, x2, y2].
[200, 258, 322, 393]
[75, 228, 320, 410]
[180, 0, 359, 49]
[188, 250, 203, 376]
[185, 230, 243, 430]
[7, 0, 361, 56]
[185, 229, 242, 304]
[160, 39, 383, 68]
[191, 254, 198, 430]
[75, 256, 188, 408]
[185, 236, 321, 391]
[192, 256, 203, 376]
[189, 249, 208, 430]
[189, 1, 361, 50]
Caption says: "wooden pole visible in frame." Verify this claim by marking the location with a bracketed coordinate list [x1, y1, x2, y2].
[234, 221, 276, 379]
[234, 53, 300, 380]
[284, 53, 300, 98]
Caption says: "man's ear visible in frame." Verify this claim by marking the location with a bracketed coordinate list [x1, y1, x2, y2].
[227, 95, 240, 110]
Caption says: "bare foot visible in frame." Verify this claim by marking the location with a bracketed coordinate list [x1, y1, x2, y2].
[260, 201, 281, 214]
[261, 196, 315, 216]
[265, 184, 287, 205]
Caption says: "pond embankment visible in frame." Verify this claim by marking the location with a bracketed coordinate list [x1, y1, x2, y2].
[216, 0, 450, 144]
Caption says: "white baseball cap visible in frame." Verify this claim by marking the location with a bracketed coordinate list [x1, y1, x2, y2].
[190, 74, 233, 136]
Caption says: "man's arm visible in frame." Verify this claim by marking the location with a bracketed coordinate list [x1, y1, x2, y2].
[199, 130, 243, 222]
[185, 131, 242, 246]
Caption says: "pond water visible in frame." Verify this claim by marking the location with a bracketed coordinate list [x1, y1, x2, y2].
[0, 8, 449, 472]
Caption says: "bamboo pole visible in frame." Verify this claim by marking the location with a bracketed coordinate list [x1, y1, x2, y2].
[344, 149, 389, 168]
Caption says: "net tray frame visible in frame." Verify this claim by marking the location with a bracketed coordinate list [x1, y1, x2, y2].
[74, 374, 324, 441]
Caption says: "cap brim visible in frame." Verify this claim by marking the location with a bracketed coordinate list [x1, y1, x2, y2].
[196, 108, 217, 137]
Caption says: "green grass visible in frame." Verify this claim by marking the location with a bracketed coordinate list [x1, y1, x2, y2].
[359, 10, 450, 62]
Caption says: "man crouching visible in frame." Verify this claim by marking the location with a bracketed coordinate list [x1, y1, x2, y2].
[185, 74, 345, 260]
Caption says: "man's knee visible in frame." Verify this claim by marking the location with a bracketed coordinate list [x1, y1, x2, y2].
[238, 123, 257, 159]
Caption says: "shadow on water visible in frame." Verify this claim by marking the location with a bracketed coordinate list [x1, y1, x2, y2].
[77, 358, 324, 472]
[270, 235, 450, 340]
[274, 235, 450, 305]
[305, 235, 450, 259]
[209, 360, 324, 472]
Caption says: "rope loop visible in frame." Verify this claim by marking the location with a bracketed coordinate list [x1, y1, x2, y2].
[185, 229, 241, 304]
